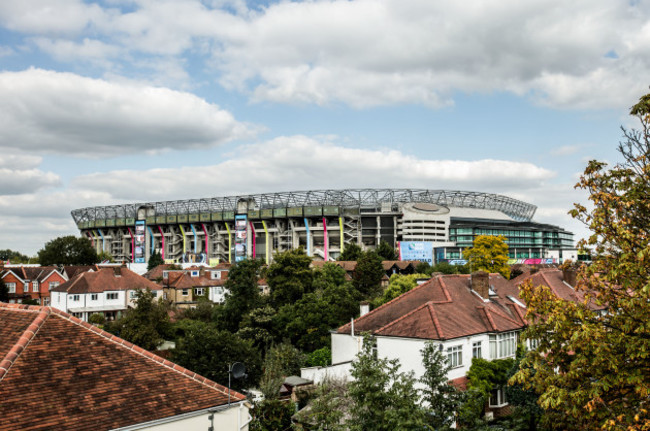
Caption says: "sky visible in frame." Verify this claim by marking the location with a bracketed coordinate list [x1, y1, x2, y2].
[1, 0, 649, 256]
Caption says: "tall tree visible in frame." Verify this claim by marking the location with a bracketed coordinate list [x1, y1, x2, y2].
[376, 240, 398, 261]
[0, 249, 32, 263]
[218, 258, 264, 332]
[267, 248, 313, 308]
[339, 243, 362, 261]
[37, 235, 99, 266]
[171, 320, 262, 390]
[106, 289, 171, 351]
[462, 235, 511, 279]
[352, 251, 385, 299]
[347, 335, 426, 431]
[374, 273, 429, 307]
[147, 251, 164, 270]
[420, 341, 465, 430]
[512, 93, 650, 430]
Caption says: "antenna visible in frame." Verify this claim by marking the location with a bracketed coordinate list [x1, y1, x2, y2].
[228, 362, 247, 406]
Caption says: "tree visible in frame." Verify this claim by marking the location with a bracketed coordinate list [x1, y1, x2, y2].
[237, 305, 278, 354]
[147, 251, 164, 270]
[306, 346, 331, 367]
[97, 251, 115, 263]
[373, 273, 429, 307]
[347, 335, 426, 431]
[339, 243, 362, 261]
[107, 289, 171, 350]
[267, 248, 313, 308]
[249, 399, 295, 431]
[420, 341, 465, 430]
[0, 279, 8, 302]
[37, 235, 99, 266]
[463, 235, 511, 279]
[352, 251, 385, 299]
[218, 258, 264, 332]
[511, 93, 650, 430]
[376, 240, 398, 261]
[258, 343, 305, 399]
[293, 378, 348, 431]
[171, 320, 261, 390]
[0, 249, 32, 263]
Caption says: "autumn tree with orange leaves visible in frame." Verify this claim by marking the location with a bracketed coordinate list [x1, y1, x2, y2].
[512, 93, 650, 430]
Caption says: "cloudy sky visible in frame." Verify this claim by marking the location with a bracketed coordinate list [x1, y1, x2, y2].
[1, 0, 649, 255]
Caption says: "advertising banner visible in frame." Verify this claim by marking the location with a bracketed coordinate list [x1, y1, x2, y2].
[234, 214, 248, 262]
[507, 258, 556, 265]
[398, 241, 434, 264]
[134, 220, 146, 263]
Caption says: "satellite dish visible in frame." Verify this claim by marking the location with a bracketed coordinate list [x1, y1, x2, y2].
[230, 362, 247, 380]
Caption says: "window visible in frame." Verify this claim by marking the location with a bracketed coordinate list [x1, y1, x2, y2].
[44, 298, 50, 306]
[33, 281, 39, 292]
[91, 294, 98, 301]
[182, 288, 189, 296]
[446, 345, 463, 368]
[49, 281, 59, 290]
[194, 287, 205, 296]
[163, 271, 169, 279]
[472, 341, 482, 359]
[191, 270, 199, 277]
[489, 387, 508, 407]
[129, 291, 136, 298]
[6, 283, 16, 293]
[490, 332, 517, 359]
[211, 271, 221, 280]
[72, 295, 80, 301]
[106, 293, 118, 300]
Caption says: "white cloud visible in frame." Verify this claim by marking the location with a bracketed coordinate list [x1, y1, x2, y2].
[5, 0, 650, 109]
[0, 68, 255, 157]
[70, 135, 556, 201]
[550, 145, 585, 156]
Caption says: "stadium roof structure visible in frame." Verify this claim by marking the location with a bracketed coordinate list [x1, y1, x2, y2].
[71, 189, 537, 224]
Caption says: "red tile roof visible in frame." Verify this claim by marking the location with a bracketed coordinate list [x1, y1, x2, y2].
[338, 273, 526, 341]
[51, 267, 162, 294]
[0, 303, 245, 431]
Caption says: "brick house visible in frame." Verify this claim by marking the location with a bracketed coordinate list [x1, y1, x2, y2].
[1, 266, 68, 306]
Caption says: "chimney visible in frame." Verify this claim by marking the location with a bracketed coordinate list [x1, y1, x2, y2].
[360, 301, 370, 317]
[530, 267, 539, 274]
[562, 267, 577, 287]
[471, 271, 490, 299]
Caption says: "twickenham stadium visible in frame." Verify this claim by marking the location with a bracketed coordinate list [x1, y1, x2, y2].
[71, 189, 574, 265]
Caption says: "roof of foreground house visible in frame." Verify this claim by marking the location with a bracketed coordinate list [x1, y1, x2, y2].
[51, 267, 162, 294]
[338, 273, 527, 340]
[0, 303, 245, 431]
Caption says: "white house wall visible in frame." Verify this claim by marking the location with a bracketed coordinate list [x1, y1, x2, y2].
[331, 333, 362, 365]
[121, 403, 250, 431]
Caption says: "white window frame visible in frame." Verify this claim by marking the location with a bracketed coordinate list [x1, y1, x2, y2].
[181, 288, 189, 297]
[106, 292, 118, 300]
[33, 281, 39, 292]
[489, 387, 508, 407]
[446, 345, 463, 368]
[472, 341, 482, 359]
[490, 332, 518, 359]
[6, 283, 16, 293]
[90, 294, 98, 301]
[194, 287, 205, 296]
[72, 294, 80, 302]
[49, 281, 60, 290]
[191, 270, 199, 277]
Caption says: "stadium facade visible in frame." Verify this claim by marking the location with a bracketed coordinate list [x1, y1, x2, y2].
[71, 189, 574, 265]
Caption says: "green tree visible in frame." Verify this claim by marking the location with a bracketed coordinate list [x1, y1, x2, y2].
[147, 251, 164, 270]
[505, 349, 543, 431]
[258, 342, 305, 399]
[218, 258, 264, 332]
[511, 93, 650, 430]
[0, 279, 8, 302]
[249, 399, 295, 431]
[0, 249, 32, 263]
[463, 235, 511, 279]
[373, 273, 429, 307]
[306, 346, 331, 367]
[352, 251, 385, 299]
[338, 243, 362, 261]
[267, 248, 313, 308]
[375, 240, 398, 261]
[107, 289, 171, 350]
[347, 335, 426, 431]
[237, 305, 278, 354]
[37, 235, 99, 266]
[293, 378, 348, 431]
[88, 313, 106, 325]
[171, 320, 261, 390]
[97, 251, 115, 263]
[420, 341, 465, 430]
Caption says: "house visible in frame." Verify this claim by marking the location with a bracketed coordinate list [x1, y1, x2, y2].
[160, 265, 231, 308]
[1, 265, 68, 305]
[302, 271, 527, 413]
[0, 303, 250, 431]
[50, 267, 162, 322]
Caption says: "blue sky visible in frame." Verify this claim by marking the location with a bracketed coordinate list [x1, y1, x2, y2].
[0, 0, 648, 255]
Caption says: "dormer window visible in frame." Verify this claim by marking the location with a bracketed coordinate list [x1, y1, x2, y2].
[211, 271, 221, 280]
[163, 271, 169, 279]
[191, 270, 199, 277]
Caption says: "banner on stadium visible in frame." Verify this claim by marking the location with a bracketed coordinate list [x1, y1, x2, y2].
[398, 241, 434, 264]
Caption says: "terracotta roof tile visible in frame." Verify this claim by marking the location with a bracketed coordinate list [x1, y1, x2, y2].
[0, 303, 245, 431]
[52, 267, 162, 294]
